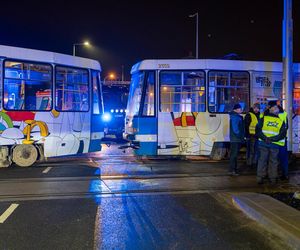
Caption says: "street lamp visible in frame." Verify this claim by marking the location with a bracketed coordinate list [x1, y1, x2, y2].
[189, 12, 199, 59]
[73, 41, 90, 56]
[103, 73, 116, 86]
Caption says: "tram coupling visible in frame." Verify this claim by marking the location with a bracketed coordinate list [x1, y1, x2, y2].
[118, 141, 140, 150]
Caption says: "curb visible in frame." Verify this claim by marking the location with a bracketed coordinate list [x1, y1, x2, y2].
[231, 193, 300, 250]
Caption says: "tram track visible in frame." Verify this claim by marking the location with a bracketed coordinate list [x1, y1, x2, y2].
[0, 174, 299, 202]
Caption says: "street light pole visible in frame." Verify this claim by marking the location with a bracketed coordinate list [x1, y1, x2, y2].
[282, 0, 293, 151]
[72, 41, 90, 56]
[189, 12, 199, 59]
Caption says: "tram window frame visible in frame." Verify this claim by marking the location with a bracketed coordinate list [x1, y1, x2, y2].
[91, 70, 103, 115]
[0, 60, 2, 110]
[293, 73, 300, 115]
[55, 65, 90, 112]
[3, 59, 53, 111]
[208, 70, 250, 114]
[159, 70, 206, 113]
[141, 71, 156, 117]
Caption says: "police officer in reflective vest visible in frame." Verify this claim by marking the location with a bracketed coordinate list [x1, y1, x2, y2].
[255, 101, 287, 184]
[245, 103, 261, 168]
[277, 100, 289, 180]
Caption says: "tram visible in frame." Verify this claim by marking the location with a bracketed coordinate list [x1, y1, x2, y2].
[124, 59, 300, 159]
[102, 81, 129, 139]
[0, 45, 104, 167]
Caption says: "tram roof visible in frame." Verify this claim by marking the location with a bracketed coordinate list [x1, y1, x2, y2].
[131, 59, 300, 74]
[0, 45, 101, 71]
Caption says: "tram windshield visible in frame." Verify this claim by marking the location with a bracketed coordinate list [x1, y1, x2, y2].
[126, 71, 145, 117]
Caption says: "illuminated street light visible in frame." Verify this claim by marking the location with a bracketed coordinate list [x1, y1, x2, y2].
[73, 41, 91, 56]
[103, 73, 117, 86]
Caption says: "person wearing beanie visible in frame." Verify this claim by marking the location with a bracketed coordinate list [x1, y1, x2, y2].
[255, 102, 287, 184]
[244, 103, 261, 168]
[263, 100, 277, 116]
[229, 103, 245, 176]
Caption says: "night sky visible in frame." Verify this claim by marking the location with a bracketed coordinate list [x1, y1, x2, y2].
[0, 0, 299, 79]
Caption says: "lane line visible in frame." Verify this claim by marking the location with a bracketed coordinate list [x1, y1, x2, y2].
[42, 167, 52, 174]
[0, 203, 19, 223]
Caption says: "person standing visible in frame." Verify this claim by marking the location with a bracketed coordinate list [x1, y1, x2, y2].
[276, 100, 289, 180]
[229, 103, 245, 176]
[244, 103, 261, 168]
[256, 101, 287, 184]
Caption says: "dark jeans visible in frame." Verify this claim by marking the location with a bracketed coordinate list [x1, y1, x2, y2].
[257, 145, 279, 181]
[229, 142, 241, 172]
[246, 137, 258, 166]
[278, 143, 289, 177]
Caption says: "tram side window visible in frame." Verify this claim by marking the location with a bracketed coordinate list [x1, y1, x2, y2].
[294, 74, 300, 115]
[142, 71, 155, 116]
[4, 61, 52, 111]
[0, 63, 2, 109]
[208, 71, 249, 113]
[55, 67, 89, 112]
[160, 70, 205, 112]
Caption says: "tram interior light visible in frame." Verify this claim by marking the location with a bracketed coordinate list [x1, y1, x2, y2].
[102, 112, 112, 122]
[110, 109, 114, 113]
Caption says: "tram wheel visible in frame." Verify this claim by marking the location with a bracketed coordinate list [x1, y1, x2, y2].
[12, 144, 38, 167]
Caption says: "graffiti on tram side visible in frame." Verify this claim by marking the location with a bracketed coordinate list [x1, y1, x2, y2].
[0, 110, 91, 157]
[158, 112, 300, 155]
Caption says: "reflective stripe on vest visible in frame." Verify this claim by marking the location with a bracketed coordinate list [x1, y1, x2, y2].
[259, 115, 285, 146]
[249, 112, 258, 135]
[278, 111, 287, 123]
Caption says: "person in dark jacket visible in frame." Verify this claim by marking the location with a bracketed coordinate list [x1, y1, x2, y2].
[244, 103, 261, 168]
[255, 101, 287, 184]
[276, 100, 289, 180]
[229, 103, 245, 176]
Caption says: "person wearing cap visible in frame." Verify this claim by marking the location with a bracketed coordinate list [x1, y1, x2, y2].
[255, 100, 287, 184]
[229, 103, 245, 176]
[244, 103, 261, 168]
[276, 100, 289, 180]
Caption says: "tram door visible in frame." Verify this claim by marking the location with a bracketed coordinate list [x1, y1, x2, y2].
[157, 70, 206, 156]
[134, 71, 157, 155]
[89, 70, 104, 152]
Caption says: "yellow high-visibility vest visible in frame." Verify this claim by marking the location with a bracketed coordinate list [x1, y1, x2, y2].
[260, 115, 285, 146]
[249, 112, 258, 135]
[278, 111, 287, 123]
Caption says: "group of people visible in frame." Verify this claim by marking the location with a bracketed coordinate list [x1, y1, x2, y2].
[229, 100, 289, 184]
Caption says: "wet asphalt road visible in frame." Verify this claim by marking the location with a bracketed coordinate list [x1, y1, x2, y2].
[0, 146, 297, 249]
[0, 194, 288, 250]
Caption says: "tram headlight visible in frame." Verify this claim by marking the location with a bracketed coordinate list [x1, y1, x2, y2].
[102, 112, 112, 122]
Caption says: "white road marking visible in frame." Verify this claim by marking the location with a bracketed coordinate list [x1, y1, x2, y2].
[42, 167, 52, 174]
[0, 203, 19, 223]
